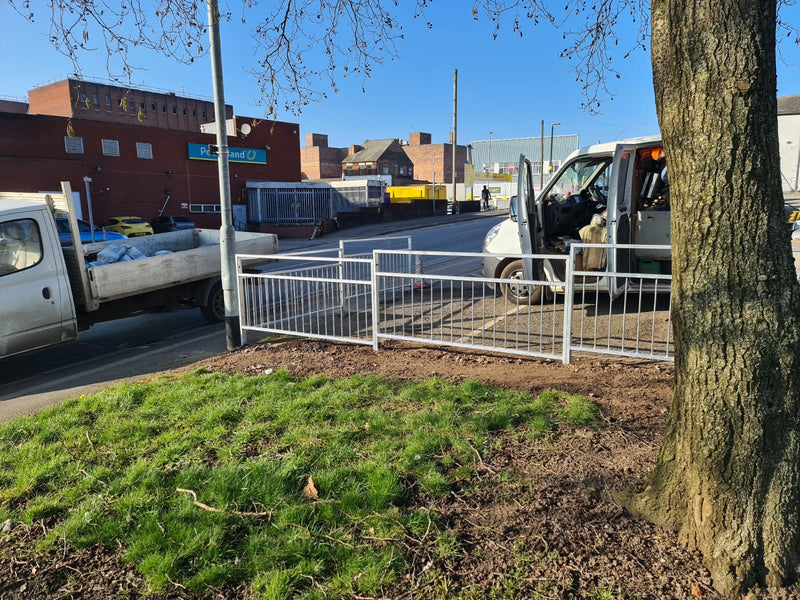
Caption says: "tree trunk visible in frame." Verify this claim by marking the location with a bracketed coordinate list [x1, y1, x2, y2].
[627, 0, 800, 596]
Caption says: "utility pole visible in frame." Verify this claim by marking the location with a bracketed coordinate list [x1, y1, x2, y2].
[539, 120, 545, 192]
[207, 0, 240, 350]
[452, 69, 458, 214]
[549, 122, 560, 181]
[432, 157, 436, 216]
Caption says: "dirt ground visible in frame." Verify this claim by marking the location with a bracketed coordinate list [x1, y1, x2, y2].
[3, 339, 798, 599]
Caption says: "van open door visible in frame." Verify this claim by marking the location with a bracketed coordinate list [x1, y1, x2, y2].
[516, 154, 537, 264]
[607, 144, 637, 297]
[506, 154, 545, 303]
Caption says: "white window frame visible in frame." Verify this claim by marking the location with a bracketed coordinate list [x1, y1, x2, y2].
[189, 204, 221, 214]
[64, 136, 84, 154]
[101, 139, 120, 157]
[136, 142, 153, 160]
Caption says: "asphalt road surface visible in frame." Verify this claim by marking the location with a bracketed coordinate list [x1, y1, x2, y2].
[0, 213, 505, 421]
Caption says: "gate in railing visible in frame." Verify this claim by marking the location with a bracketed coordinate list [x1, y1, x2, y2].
[237, 243, 674, 364]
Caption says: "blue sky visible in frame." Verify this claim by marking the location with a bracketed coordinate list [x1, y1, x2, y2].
[2, 1, 799, 149]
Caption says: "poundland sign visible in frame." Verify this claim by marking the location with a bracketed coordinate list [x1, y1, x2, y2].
[187, 143, 267, 165]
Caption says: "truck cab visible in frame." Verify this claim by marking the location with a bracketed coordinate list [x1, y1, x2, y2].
[0, 199, 78, 357]
[481, 136, 669, 302]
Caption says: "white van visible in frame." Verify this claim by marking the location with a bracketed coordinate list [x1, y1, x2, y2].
[481, 136, 671, 302]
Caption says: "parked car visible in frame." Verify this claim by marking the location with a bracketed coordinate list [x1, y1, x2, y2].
[151, 215, 196, 234]
[101, 216, 154, 237]
[55, 216, 127, 244]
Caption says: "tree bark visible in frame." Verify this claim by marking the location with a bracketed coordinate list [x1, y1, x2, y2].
[628, 0, 800, 596]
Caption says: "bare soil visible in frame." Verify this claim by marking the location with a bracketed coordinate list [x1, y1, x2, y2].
[3, 339, 797, 599]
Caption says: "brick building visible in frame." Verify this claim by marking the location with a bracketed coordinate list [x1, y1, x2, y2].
[300, 133, 349, 180]
[301, 131, 469, 187]
[0, 78, 300, 229]
[27, 77, 231, 132]
[341, 139, 415, 186]
[401, 132, 468, 185]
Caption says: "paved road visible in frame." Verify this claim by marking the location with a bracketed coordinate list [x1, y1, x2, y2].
[0, 211, 504, 421]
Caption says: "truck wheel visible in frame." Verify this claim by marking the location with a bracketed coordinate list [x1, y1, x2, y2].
[201, 281, 225, 323]
[500, 260, 542, 304]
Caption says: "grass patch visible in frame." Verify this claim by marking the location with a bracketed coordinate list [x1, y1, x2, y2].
[0, 371, 598, 599]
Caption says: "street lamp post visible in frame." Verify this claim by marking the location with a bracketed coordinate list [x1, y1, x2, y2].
[549, 122, 560, 180]
[488, 131, 493, 173]
[207, 0, 240, 350]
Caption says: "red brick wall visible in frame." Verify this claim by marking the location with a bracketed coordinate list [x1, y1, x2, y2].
[404, 143, 468, 183]
[27, 80, 74, 118]
[27, 79, 232, 133]
[0, 112, 300, 228]
[409, 132, 432, 146]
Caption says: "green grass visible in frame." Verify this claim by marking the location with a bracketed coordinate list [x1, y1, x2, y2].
[0, 371, 599, 599]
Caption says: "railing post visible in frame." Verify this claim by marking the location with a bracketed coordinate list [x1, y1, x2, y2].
[562, 247, 575, 364]
[338, 240, 346, 316]
[371, 250, 380, 351]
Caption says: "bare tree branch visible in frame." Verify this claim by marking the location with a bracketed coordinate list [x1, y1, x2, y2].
[471, 0, 649, 114]
[8, 0, 425, 118]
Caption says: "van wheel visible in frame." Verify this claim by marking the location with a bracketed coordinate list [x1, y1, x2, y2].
[500, 260, 542, 304]
[201, 281, 225, 323]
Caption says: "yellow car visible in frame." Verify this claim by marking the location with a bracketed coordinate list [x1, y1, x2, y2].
[101, 216, 154, 237]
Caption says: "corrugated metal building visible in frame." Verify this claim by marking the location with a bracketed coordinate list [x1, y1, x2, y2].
[470, 135, 581, 200]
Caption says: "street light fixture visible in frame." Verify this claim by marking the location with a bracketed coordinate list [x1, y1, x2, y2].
[549, 122, 560, 177]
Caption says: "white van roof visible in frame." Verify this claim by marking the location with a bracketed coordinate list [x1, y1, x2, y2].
[567, 135, 662, 161]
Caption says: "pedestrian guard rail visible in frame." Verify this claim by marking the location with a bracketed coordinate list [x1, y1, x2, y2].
[236, 242, 675, 364]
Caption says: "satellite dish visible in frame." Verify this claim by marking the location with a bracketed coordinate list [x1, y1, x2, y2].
[240, 123, 252, 137]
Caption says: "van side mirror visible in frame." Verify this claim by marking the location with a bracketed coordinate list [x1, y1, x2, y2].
[509, 196, 518, 222]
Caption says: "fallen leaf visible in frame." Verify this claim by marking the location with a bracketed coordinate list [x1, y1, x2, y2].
[302, 475, 318, 500]
[691, 584, 703, 598]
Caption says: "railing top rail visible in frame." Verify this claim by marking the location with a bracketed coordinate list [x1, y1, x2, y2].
[571, 243, 671, 250]
[340, 235, 411, 244]
[236, 253, 372, 264]
[374, 249, 569, 260]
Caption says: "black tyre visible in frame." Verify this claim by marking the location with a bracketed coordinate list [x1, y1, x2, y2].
[499, 259, 543, 304]
[200, 281, 225, 323]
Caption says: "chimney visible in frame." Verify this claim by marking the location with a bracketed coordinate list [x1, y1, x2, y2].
[409, 132, 432, 146]
[306, 133, 329, 148]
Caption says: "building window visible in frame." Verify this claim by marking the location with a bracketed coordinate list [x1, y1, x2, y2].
[382, 166, 389, 175]
[136, 142, 153, 159]
[182, 107, 187, 116]
[106, 95, 112, 106]
[192, 109, 197, 117]
[152, 103, 157, 111]
[173, 106, 177, 115]
[101, 139, 120, 157]
[399, 166, 405, 175]
[140, 102, 146, 114]
[189, 204, 221, 214]
[92, 94, 99, 105]
[64, 136, 84, 154]
[202, 111, 207, 119]
[162, 105, 167, 113]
